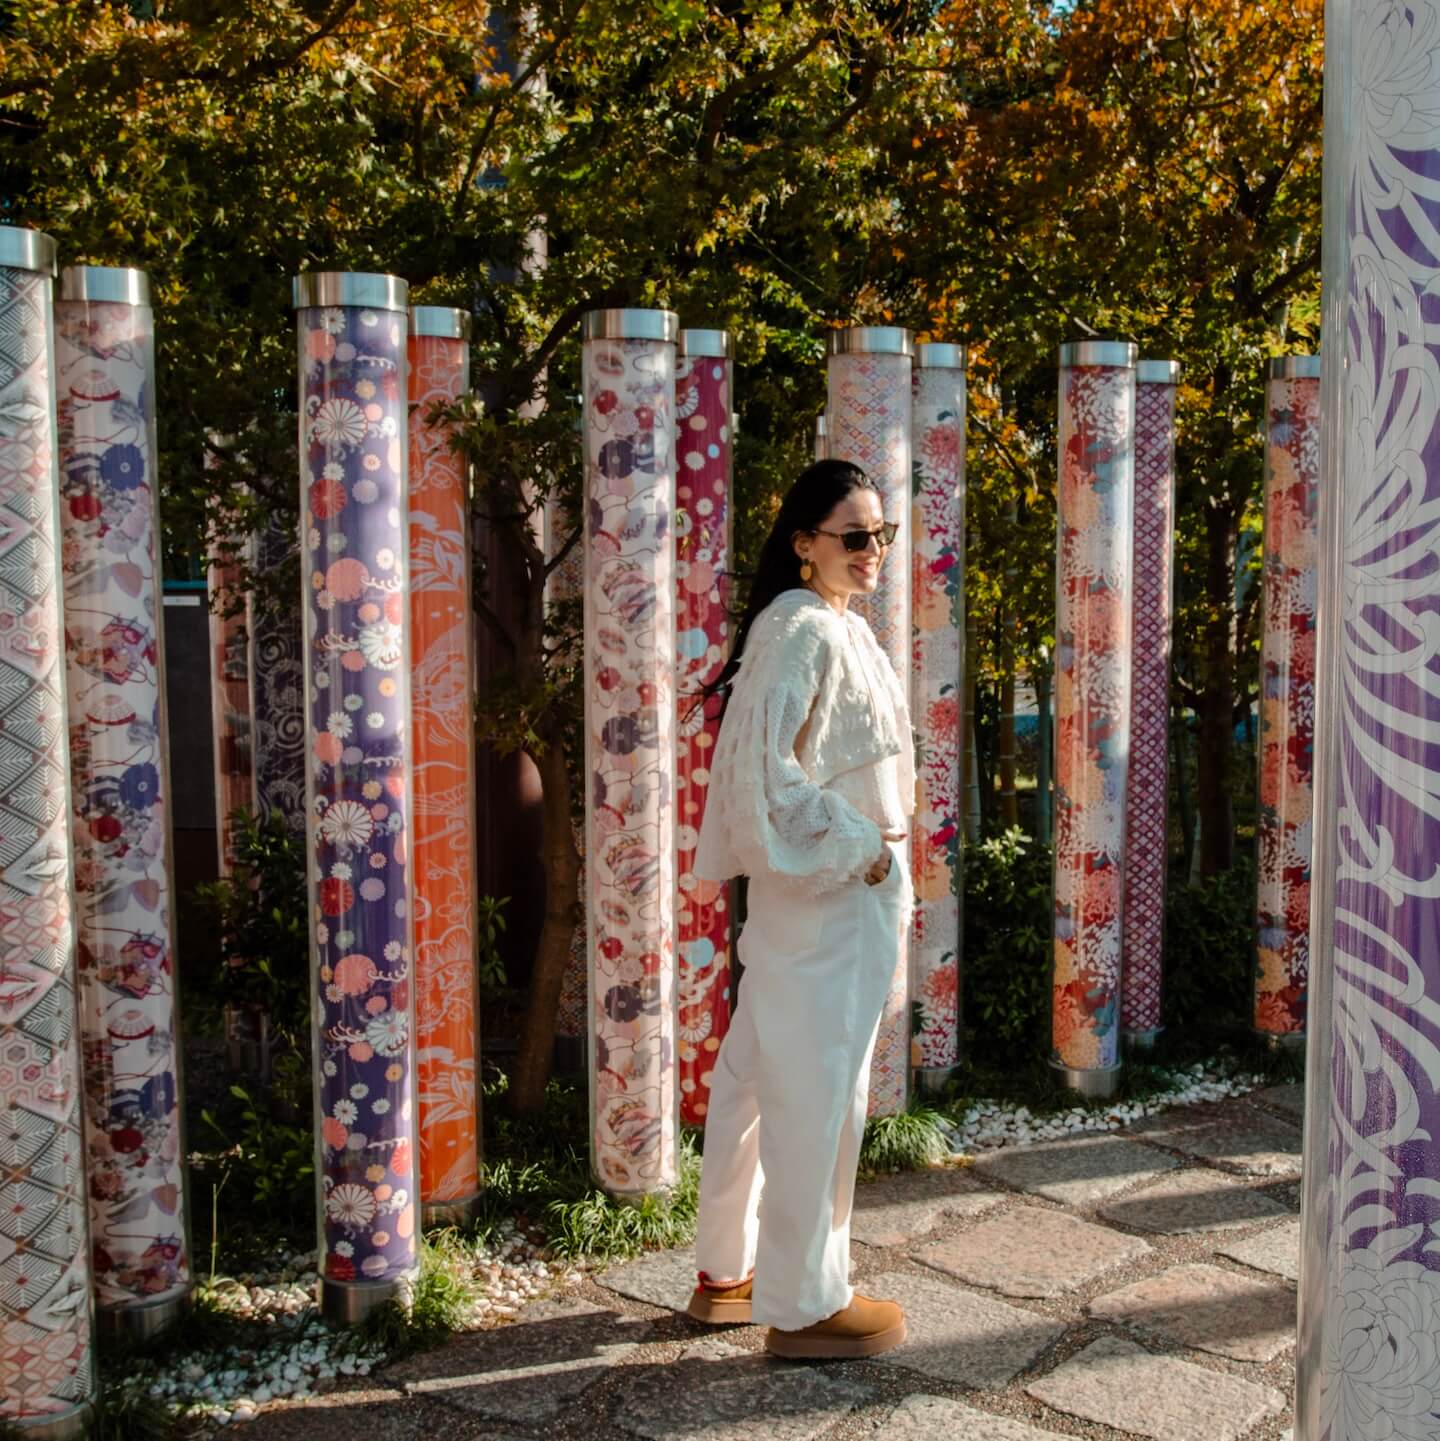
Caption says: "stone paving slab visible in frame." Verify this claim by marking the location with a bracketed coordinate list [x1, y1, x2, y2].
[1217, 1217, 1302, 1283]
[385, 1297, 648, 1424]
[1098, 1167, 1292, 1235]
[1251, 1084, 1305, 1124]
[598, 1246, 702, 1312]
[914, 1205, 1151, 1298]
[233, 1388, 443, 1441]
[1128, 1105, 1302, 1177]
[884, 1394, 1074, 1440]
[869, 1269, 1065, 1390]
[851, 1168, 1005, 1248]
[972, 1135, 1178, 1207]
[610, 1337, 869, 1440]
[1087, 1262, 1298, 1362]
[1025, 1335, 1286, 1441]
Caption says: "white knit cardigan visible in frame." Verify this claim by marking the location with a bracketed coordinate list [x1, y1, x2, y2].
[693, 588, 914, 893]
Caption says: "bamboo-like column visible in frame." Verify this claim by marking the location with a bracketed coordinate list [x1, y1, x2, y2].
[1297, 3, 1440, 1424]
[407, 307, 480, 1222]
[293, 273, 419, 1322]
[1254, 355, 1319, 1045]
[55, 265, 192, 1340]
[0, 226, 98, 1437]
[910, 342, 966, 1092]
[581, 308, 679, 1197]
[1121, 359, 1179, 1049]
[827, 325, 914, 1117]
[1051, 340, 1136, 1099]
[674, 329, 734, 1126]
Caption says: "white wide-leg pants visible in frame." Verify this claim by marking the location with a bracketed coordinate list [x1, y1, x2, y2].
[694, 844, 909, 1330]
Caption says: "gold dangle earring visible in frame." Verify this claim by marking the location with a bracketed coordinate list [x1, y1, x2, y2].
[800, 557, 814, 583]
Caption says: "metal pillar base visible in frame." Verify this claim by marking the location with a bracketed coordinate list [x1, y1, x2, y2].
[1049, 1059, 1122, 1099]
[913, 1065, 963, 1099]
[95, 1286, 190, 1344]
[1255, 1028, 1306, 1053]
[9, 1401, 97, 1441]
[1123, 1027, 1164, 1053]
[321, 1271, 418, 1326]
[422, 1193, 481, 1230]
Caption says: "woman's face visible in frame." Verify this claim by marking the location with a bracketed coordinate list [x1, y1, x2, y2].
[793, 486, 890, 601]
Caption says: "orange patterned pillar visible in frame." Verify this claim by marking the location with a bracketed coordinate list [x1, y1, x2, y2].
[407, 307, 480, 1221]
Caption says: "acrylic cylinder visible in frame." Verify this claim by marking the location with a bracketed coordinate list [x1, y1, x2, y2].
[909, 342, 966, 1092]
[581, 307, 680, 1199]
[0, 227, 98, 1437]
[814, 413, 828, 462]
[205, 441, 253, 876]
[1121, 360, 1179, 1049]
[1051, 340, 1137, 1099]
[293, 273, 420, 1322]
[406, 306, 480, 1223]
[826, 325, 914, 1117]
[248, 508, 308, 837]
[54, 265, 191, 1340]
[1255, 355, 1319, 1046]
[1297, 3, 1440, 1426]
[674, 329, 734, 1127]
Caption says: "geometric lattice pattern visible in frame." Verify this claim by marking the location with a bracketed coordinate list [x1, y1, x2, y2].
[0, 258, 95, 1425]
[828, 346, 913, 1118]
[1120, 377, 1176, 1036]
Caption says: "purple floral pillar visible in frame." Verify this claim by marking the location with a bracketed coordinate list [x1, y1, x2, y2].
[581, 308, 679, 1199]
[54, 265, 191, 1340]
[1296, 2, 1440, 1430]
[0, 227, 98, 1435]
[292, 273, 419, 1322]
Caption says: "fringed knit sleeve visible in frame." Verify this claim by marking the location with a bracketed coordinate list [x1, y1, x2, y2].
[693, 601, 884, 892]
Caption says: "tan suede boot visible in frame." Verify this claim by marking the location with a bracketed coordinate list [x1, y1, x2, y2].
[764, 1292, 906, 1359]
[686, 1276, 753, 1324]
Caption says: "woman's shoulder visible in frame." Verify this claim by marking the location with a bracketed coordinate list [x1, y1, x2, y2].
[741, 590, 846, 676]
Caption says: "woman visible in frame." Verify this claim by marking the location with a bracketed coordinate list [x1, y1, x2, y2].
[686, 458, 913, 1360]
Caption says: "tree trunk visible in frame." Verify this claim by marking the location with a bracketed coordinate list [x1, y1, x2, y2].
[1196, 501, 1238, 876]
[998, 664, 1017, 827]
[1172, 704, 1194, 884]
[508, 731, 582, 1114]
[1034, 657, 1052, 845]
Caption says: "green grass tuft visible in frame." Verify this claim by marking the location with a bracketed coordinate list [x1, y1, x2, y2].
[859, 1102, 952, 1174]
[362, 1228, 489, 1355]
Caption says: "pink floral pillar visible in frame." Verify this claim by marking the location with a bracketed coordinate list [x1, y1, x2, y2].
[581, 308, 679, 1198]
[55, 266, 191, 1337]
[827, 326, 914, 1117]
[910, 343, 966, 1091]
[407, 307, 480, 1221]
[0, 227, 98, 1434]
[674, 330, 733, 1126]
[1255, 355, 1318, 1043]
[1121, 360, 1179, 1048]
[293, 273, 420, 1322]
[1052, 340, 1136, 1099]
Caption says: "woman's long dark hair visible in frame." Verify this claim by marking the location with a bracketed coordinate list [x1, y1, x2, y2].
[702, 458, 878, 715]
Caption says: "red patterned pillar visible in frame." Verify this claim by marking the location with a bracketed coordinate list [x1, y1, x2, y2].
[674, 330, 733, 1125]
[1121, 360, 1178, 1048]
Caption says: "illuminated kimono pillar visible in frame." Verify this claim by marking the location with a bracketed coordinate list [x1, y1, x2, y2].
[1121, 360, 1179, 1049]
[407, 307, 480, 1222]
[0, 228, 97, 1437]
[1051, 340, 1136, 1099]
[205, 442, 253, 875]
[247, 509, 307, 837]
[909, 343, 966, 1092]
[674, 329, 733, 1126]
[581, 308, 679, 1198]
[826, 325, 913, 1117]
[1296, 5, 1440, 1425]
[54, 266, 190, 1338]
[293, 273, 419, 1322]
[1255, 355, 1319, 1045]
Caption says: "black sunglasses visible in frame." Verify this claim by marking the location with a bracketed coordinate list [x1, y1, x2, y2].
[813, 522, 898, 552]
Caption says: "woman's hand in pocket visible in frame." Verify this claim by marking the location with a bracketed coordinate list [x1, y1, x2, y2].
[864, 831, 907, 886]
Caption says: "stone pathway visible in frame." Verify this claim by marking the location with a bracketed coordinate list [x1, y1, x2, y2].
[241, 1091, 1302, 1441]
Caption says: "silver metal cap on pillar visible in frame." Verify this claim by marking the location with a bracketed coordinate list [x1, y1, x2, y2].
[915, 341, 967, 370]
[827, 325, 914, 357]
[0, 223, 58, 276]
[1058, 339, 1138, 369]
[409, 305, 473, 340]
[292, 271, 409, 313]
[1136, 359, 1181, 385]
[582, 308, 680, 343]
[1269, 354, 1320, 380]
[677, 328, 732, 359]
[58, 265, 151, 307]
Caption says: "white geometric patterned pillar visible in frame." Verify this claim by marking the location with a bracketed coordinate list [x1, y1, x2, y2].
[910, 342, 966, 1093]
[581, 308, 680, 1198]
[826, 325, 913, 1118]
